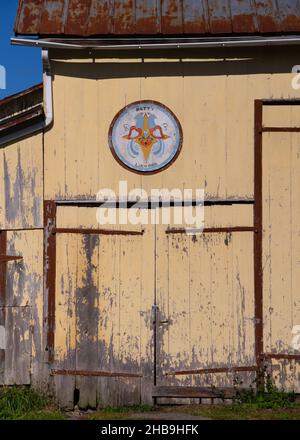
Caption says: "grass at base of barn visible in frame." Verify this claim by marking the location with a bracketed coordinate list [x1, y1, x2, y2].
[0, 386, 66, 420]
[87, 402, 300, 420]
[0, 386, 300, 420]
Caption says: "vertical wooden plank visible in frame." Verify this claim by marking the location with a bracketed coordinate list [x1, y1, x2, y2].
[290, 135, 300, 393]
[2, 135, 43, 229]
[4, 306, 31, 385]
[189, 234, 212, 388]
[44, 74, 66, 200]
[97, 233, 120, 407]
[155, 221, 169, 387]
[76, 234, 99, 409]
[118, 234, 142, 404]
[208, 233, 232, 388]
[231, 232, 256, 387]
[140, 223, 155, 404]
[54, 234, 78, 409]
[98, 70, 142, 197]
[263, 133, 292, 352]
[6, 230, 44, 386]
[262, 131, 300, 392]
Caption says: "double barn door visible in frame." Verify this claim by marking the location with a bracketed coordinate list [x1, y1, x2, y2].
[52, 209, 255, 408]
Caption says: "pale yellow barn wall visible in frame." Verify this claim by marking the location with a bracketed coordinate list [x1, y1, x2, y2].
[1, 230, 44, 386]
[45, 47, 300, 201]
[54, 223, 154, 407]
[264, 105, 300, 127]
[56, 204, 253, 230]
[262, 132, 300, 392]
[0, 133, 43, 229]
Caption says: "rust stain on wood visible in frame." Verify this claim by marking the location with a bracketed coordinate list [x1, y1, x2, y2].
[0, 231, 7, 306]
[263, 353, 300, 361]
[44, 200, 56, 363]
[51, 369, 142, 378]
[165, 365, 258, 376]
[166, 226, 255, 234]
[54, 227, 144, 235]
[0, 255, 23, 262]
[254, 100, 264, 388]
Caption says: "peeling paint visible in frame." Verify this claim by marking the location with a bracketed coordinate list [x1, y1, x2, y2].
[0, 325, 5, 350]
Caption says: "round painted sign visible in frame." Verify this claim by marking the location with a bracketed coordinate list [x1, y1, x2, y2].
[108, 100, 183, 174]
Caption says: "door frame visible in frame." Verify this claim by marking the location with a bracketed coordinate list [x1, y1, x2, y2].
[254, 99, 300, 384]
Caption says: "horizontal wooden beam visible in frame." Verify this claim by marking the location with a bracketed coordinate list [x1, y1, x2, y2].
[152, 386, 246, 399]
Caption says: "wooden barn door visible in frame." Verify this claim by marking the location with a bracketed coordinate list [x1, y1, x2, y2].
[261, 102, 300, 392]
[53, 222, 155, 409]
[154, 218, 256, 399]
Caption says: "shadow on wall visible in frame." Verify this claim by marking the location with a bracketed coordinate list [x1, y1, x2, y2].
[50, 46, 300, 80]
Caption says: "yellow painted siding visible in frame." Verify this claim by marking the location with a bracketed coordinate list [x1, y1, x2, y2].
[45, 48, 300, 201]
[2, 45, 300, 403]
[56, 205, 252, 230]
[156, 225, 255, 389]
[54, 220, 154, 408]
[1, 230, 43, 385]
[0, 133, 43, 229]
[262, 132, 300, 392]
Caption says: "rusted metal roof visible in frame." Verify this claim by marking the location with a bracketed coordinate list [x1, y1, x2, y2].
[14, 0, 300, 37]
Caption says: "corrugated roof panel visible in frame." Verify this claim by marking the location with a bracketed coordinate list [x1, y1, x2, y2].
[230, 0, 258, 33]
[14, 0, 300, 36]
[207, 1, 233, 34]
[135, 0, 160, 34]
[255, 0, 281, 33]
[113, 0, 136, 34]
[86, 0, 113, 35]
[39, 0, 65, 34]
[161, 0, 183, 34]
[182, 0, 208, 34]
[277, 0, 300, 32]
[15, 0, 43, 34]
[64, 0, 92, 35]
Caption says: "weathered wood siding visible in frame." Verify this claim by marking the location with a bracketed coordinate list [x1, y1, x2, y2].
[156, 229, 255, 390]
[45, 47, 300, 201]
[54, 209, 154, 408]
[0, 133, 43, 229]
[0, 230, 43, 385]
[262, 131, 300, 392]
[1, 45, 300, 404]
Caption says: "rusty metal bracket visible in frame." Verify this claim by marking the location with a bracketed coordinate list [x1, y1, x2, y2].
[263, 353, 300, 361]
[51, 369, 142, 378]
[166, 226, 255, 234]
[53, 227, 144, 236]
[165, 365, 258, 376]
[0, 255, 23, 263]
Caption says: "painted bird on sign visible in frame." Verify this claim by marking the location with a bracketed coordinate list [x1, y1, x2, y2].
[123, 113, 169, 161]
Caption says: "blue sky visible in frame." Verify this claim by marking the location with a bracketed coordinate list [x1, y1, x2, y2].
[0, 0, 42, 99]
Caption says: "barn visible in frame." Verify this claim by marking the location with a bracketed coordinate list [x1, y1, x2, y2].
[0, 0, 300, 409]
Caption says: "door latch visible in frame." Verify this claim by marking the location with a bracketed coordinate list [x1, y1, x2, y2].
[151, 304, 159, 325]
